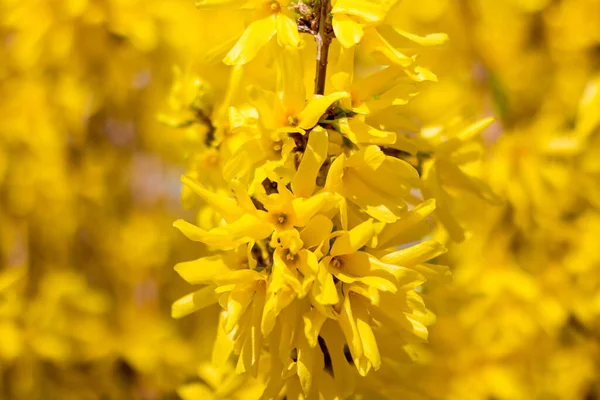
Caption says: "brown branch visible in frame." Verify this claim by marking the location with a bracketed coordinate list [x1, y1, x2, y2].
[313, 0, 332, 95]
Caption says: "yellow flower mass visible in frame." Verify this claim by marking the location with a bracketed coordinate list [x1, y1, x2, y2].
[1, 0, 600, 399]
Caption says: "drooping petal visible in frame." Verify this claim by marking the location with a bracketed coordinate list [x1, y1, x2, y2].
[292, 126, 329, 198]
[174, 255, 231, 284]
[181, 175, 242, 222]
[330, 219, 376, 256]
[296, 333, 318, 395]
[380, 240, 447, 266]
[303, 308, 328, 348]
[300, 215, 334, 250]
[293, 192, 339, 226]
[361, 28, 412, 68]
[338, 294, 366, 374]
[332, 0, 399, 23]
[392, 28, 449, 46]
[332, 14, 364, 48]
[276, 14, 302, 48]
[172, 285, 218, 319]
[174, 215, 273, 249]
[223, 16, 277, 65]
[375, 199, 436, 249]
[213, 313, 235, 367]
[313, 263, 340, 305]
[226, 285, 255, 332]
[353, 298, 381, 371]
[340, 118, 397, 145]
[297, 92, 350, 130]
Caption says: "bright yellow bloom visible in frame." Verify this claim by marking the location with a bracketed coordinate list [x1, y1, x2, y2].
[197, 0, 302, 65]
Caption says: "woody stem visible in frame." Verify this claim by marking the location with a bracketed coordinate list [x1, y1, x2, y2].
[314, 0, 332, 95]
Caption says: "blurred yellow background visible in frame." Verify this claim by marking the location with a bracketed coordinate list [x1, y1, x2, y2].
[1, 0, 600, 399]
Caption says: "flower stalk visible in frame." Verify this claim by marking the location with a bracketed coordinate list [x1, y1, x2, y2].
[313, 0, 333, 95]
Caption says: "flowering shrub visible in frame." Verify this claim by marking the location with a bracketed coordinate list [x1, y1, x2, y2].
[0, 0, 599, 399]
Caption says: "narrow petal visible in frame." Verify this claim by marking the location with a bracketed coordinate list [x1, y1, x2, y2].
[174, 255, 231, 285]
[293, 192, 339, 226]
[332, 0, 398, 22]
[172, 285, 218, 318]
[362, 28, 412, 67]
[174, 219, 211, 242]
[340, 118, 396, 145]
[226, 286, 255, 332]
[392, 28, 449, 46]
[223, 16, 277, 65]
[292, 126, 329, 198]
[376, 199, 436, 249]
[354, 299, 381, 371]
[276, 14, 302, 48]
[380, 240, 447, 266]
[332, 14, 364, 48]
[213, 313, 235, 367]
[338, 295, 365, 373]
[300, 214, 334, 250]
[331, 219, 376, 256]
[297, 92, 350, 130]
[181, 175, 243, 221]
[313, 263, 339, 305]
[303, 308, 328, 348]
[296, 335, 317, 395]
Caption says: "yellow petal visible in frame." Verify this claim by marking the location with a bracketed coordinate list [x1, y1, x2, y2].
[331, 219, 376, 256]
[223, 16, 277, 65]
[174, 255, 231, 284]
[292, 127, 329, 198]
[174, 219, 210, 242]
[300, 215, 333, 250]
[313, 263, 340, 305]
[181, 175, 243, 221]
[380, 240, 447, 266]
[292, 127, 329, 197]
[172, 285, 218, 319]
[354, 299, 381, 371]
[226, 286, 255, 332]
[437, 159, 501, 204]
[297, 92, 350, 130]
[303, 308, 328, 348]
[332, 14, 364, 48]
[338, 295, 363, 369]
[292, 192, 338, 226]
[276, 14, 302, 48]
[376, 199, 436, 249]
[341, 118, 396, 145]
[212, 314, 235, 367]
[324, 154, 346, 192]
[392, 28, 449, 46]
[332, 0, 398, 22]
[296, 336, 317, 395]
[362, 28, 412, 68]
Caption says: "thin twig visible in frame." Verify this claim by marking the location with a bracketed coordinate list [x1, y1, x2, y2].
[314, 0, 332, 95]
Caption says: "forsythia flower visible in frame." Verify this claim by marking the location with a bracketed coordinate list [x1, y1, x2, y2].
[169, 0, 469, 398]
[3, 0, 600, 397]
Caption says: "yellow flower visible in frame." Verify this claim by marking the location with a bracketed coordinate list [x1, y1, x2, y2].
[197, 0, 303, 65]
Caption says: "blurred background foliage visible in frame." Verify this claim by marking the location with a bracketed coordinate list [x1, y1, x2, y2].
[1, 0, 600, 399]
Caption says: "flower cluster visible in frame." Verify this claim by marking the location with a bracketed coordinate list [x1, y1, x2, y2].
[168, 0, 496, 398]
[3, 0, 600, 398]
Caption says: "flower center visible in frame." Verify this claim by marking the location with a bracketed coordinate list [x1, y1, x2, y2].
[285, 251, 296, 262]
[331, 257, 343, 269]
[270, 1, 281, 13]
[276, 213, 287, 225]
[287, 115, 299, 127]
